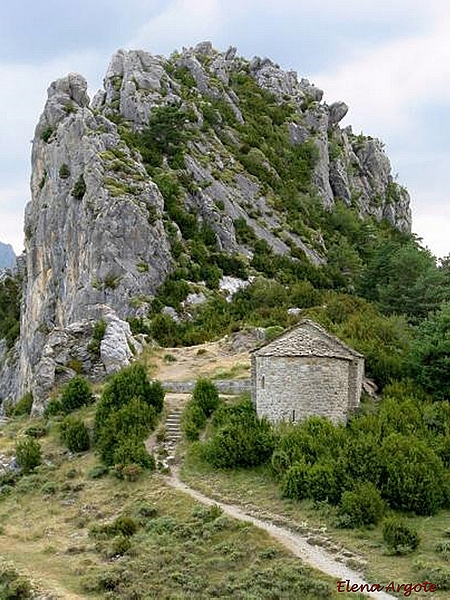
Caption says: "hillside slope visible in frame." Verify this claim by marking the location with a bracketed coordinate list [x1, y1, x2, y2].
[1, 42, 412, 413]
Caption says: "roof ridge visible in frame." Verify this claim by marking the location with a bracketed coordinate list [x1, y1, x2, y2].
[251, 319, 364, 359]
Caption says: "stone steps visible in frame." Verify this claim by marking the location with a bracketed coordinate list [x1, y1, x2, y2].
[155, 409, 183, 469]
[165, 410, 182, 442]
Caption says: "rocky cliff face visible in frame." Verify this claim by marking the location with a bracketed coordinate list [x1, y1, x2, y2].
[1, 43, 412, 413]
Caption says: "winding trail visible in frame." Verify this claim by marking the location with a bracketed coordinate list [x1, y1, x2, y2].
[165, 472, 397, 600]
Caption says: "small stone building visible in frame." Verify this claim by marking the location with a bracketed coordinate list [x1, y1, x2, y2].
[251, 319, 364, 424]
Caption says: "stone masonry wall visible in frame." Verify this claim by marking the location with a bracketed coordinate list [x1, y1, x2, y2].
[161, 379, 250, 395]
[255, 355, 352, 424]
[347, 358, 364, 413]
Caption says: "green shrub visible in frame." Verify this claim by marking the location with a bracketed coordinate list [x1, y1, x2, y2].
[409, 302, 450, 400]
[415, 564, 450, 590]
[59, 163, 70, 179]
[307, 461, 339, 504]
[95, 364, 164, 428]
[87, 464, 109, 479]
[44, 398, 63, 417]
[11, 392, 33, 417]
[96, 397, 157, 465]
[93, 364, 163, 468]
[60, 417, 90, 452]
[289, 280, 322, 308]
[15, 438, 42, 474]
[40, 126, 53, 143]
[0, 274, 21, 349]
[203, 400, 275, 468]
[276, 417, 343, 468]
[110, 535, 132, 556]
[380, 433, 446, 515]
[435, 540, 450, 561]
[24, 424, 47, 438]
[271, 449, 291, 477]
[40, 481, 57, 495]
[90, 514, 139, 541]
[60, 376, 93, 414]
[382, 516, 420, 554]
[71, 174, 86, 200]
[341, 429, 382, 486]
[281, 461, 310, 500]
[339, 482, 386, 528]
[0, 563, 32, 599]
[113, 435, 155, 469]
[192, 379, 219, 417]
[87, 319, 107, 356]
[181, 399, 207, 441]
[112, 516, 138, 537]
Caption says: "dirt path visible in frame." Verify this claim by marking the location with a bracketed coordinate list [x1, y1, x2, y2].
[149, 339, 250, 382]
[165, 473, 396, 600]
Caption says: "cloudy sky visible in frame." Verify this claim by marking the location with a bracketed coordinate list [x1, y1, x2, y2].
[1, 0, 449, 258]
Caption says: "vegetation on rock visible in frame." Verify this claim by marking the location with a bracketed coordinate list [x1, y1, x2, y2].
[0, 275, 21, 348]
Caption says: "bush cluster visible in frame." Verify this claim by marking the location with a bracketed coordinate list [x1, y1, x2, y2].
[0, 563, 32, 599]
[15, 438, 42, 474]
[94, 364, 163, 468]
[272, 387, 450, 519]
[9, 392, 33, 417]
[45, 376, 93, 417]
[181, 379, 219, 441]
[60, 376, 94, 413]
[201, 398, 275, 469]
[382, 516, 420, 554]
[60, 417, 90, 452]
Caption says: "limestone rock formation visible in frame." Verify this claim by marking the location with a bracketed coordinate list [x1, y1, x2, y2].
[0, 43, 413, 413]
[18, 72, 172, 411]
[100, 308, 142, 376]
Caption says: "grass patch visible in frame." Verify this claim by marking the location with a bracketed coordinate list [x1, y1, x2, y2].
[210, 362, 250, 380]
[0, 415, 353, 599]
[181, 443, 450, 598]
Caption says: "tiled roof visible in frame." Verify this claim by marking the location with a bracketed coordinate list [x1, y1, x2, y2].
[252, 319, 364, 360]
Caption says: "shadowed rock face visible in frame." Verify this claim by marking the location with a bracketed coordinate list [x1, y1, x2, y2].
[1, 43, 411, 413]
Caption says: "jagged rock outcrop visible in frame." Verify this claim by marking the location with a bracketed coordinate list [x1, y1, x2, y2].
[0, 43, 412, 413]
[0, 339, 20, 413]
[100, 308, 142, 376]
[18, 72, 172, 411]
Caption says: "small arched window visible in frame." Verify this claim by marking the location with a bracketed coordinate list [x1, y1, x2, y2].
[261, 375, 265, 389]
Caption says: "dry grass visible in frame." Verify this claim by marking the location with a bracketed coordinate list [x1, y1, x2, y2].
[146, 340, 250, 382]
[0, 414, 358, 599]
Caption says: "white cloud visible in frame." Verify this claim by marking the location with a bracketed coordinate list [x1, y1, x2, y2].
[1, 1, 449, 258]
[0, 184, 28, 254]
[313, 7, 450, 136]
[0, 50, 106, 254]
[413, 206, 450, 259]
[129, 0, 224, 53]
